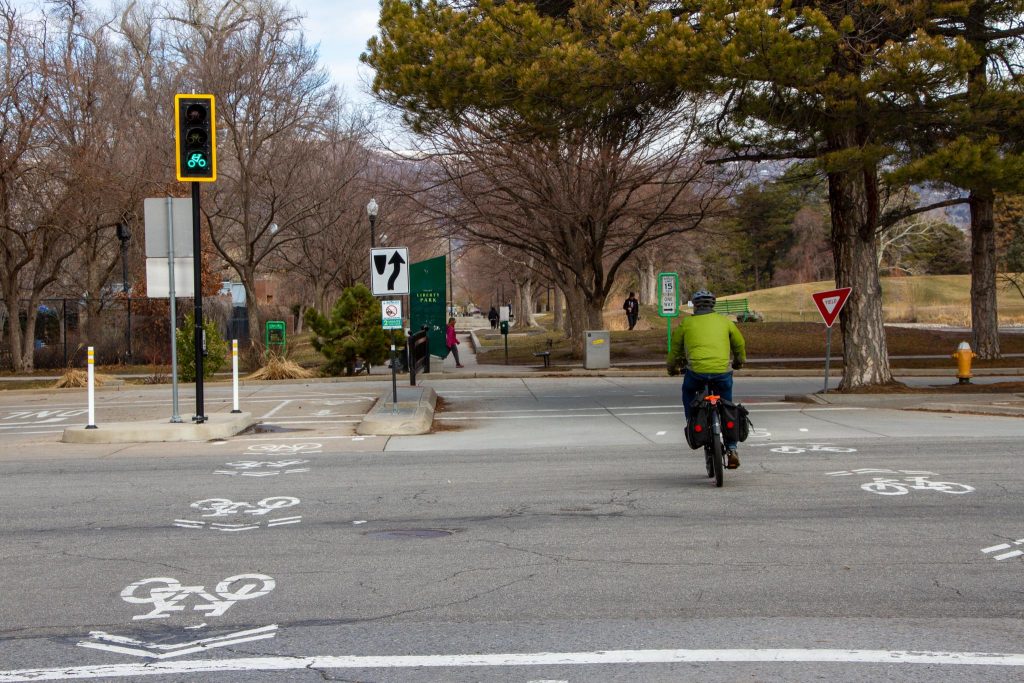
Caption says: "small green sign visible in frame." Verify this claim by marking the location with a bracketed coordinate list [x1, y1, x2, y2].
[657, 272, 680, 355]
[657, 272, 680, 318]
[265, 320, 286, 348]
[381, 300, 403, 330]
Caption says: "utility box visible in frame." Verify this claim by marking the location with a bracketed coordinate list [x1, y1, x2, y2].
[584, 330, 610, 369]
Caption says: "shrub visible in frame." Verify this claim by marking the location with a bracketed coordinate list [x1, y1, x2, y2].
[304, 284, 389, 376]
[175, 311, 229, 382]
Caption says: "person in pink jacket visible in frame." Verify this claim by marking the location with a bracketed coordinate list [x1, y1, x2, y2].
[445, 317, 464, 368]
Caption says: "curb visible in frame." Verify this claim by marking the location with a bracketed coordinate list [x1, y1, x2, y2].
[357, 387, 437, 436]
[61, 412, 255, 444]
[906, 403, 1024, 418]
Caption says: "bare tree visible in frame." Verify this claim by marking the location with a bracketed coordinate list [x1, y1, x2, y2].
[168, 0, 339, 346]
[400, 103, 733, 353]
[0, 3, 80, 371]
[42, 1, 165, 347]
[275, 114, 374, 313]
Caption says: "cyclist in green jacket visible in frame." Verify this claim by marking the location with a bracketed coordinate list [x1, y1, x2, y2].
[671, 290, 746, 468]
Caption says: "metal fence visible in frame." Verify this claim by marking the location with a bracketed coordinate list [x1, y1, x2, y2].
[0, 298, 265, 370]
[408, 325, 431, 386]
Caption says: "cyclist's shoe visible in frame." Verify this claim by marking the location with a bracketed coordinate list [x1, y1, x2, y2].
[726, 449, 740, 469]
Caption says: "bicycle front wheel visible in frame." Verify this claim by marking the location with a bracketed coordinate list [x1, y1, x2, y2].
[712, 436, 724, 487]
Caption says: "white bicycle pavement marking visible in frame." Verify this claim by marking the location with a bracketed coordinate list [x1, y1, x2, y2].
[119, 575, 275, 621]
[860, 476, 975, 496]
[981, 539, 1024, 561]
[174, 497, 302, 531]
[3, 648, 1024, 681]
[827, 468, 975, 496]
[767, 444, 857, 454]
[245, 443, 322, 453]
[214, 459, 311, 477]
[1, 409, 89, 423]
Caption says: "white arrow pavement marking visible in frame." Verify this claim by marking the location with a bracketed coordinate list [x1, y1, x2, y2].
[75, 625, 278, 660]
[5, 648, 1024, 680]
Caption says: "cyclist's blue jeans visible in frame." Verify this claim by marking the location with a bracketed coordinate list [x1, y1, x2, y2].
[682, 370, 736, 450]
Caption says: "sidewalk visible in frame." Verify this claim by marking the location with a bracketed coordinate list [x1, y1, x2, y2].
[793, 389, 1024, 418]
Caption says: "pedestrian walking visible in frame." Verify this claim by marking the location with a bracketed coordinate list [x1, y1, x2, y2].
[446, 317, 464, 368]
[488, 306, 499, 330]
[623, 292, 639, 330]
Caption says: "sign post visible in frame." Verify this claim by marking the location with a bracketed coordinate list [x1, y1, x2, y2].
[174, 93, 217, 424]
[381, 300, 402, 407]
[811, 287, 852, 393]
[145, 197, 194, 423]
[657, 273, 681, 353]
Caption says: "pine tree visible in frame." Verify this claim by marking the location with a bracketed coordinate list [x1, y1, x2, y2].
[681, 0, 975, 388]
[893, 0, 1024, 358]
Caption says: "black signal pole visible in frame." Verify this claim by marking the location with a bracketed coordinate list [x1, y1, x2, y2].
[192, 181, 206, 423]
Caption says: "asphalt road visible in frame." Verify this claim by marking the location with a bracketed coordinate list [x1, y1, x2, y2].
[0, 377, 1022, 681]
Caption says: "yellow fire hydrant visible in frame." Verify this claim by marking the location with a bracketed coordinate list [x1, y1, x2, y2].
[953, 341, 975, 384]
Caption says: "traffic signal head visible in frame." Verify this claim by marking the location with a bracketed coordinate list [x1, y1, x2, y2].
[174, 94, 216, 182]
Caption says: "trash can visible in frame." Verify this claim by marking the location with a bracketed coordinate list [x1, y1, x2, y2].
[584, 330, 610, 369]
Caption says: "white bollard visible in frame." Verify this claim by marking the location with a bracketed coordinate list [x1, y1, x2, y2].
[231, 339, 241, 413]
[86, 346, 97, 429]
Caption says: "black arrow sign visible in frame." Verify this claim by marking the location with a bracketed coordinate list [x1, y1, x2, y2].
[387, 251, 406, 290]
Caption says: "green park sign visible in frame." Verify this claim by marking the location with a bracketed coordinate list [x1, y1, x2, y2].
[411, 255, 446, 357]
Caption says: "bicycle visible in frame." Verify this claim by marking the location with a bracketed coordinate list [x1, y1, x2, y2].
[686, 390, 727, 488]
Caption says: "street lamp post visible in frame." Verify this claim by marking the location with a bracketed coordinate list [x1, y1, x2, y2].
[367, 198, 378, 248]
[116, 222, 132, 361]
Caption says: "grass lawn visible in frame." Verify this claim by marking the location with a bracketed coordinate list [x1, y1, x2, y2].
[722, 274, 1024, 324]
[474, 322, 1024, 369]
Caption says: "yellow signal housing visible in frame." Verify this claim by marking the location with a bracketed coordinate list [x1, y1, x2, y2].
[174, 94, 217, 182]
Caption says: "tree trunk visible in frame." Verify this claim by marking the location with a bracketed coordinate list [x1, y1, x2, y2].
[17, 300, 41, 372]
[243, 275, 262, 351]
[969, 191, 1000, 359]
[828, 165, 894, 390]
[563, 287, 587, 354]
[643, 260, 656, 306]
[553, 287, 564, 332]
[518, 277, 538, 327]
[3, 295, 24, 372]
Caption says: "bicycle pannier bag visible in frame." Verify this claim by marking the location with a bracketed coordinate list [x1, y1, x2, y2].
[685, 397, 712, 450]
[719, 400, 752, 443]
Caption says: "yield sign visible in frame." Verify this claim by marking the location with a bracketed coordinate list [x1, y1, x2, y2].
[811, 287, 852, 328]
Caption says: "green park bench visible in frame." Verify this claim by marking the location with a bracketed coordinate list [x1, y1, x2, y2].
[714, 298, 750, 315]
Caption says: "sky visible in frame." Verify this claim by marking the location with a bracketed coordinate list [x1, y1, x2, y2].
[14, 0, 384, 107]
[294, 0, 382, 106]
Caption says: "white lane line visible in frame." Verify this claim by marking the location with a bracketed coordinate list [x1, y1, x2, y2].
[436, 408, 866, 421]
[656, 431, 667, 436]
[438, 406, 863, 416]
[234, 435, 379, 442]
[265, 420, 361, 425]
[3, 648, 1024, 680]
[2, 430, 64, 435]
[259, 400, 293, 419]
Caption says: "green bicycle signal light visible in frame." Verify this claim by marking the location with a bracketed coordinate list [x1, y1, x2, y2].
[174, 94, 217, 182]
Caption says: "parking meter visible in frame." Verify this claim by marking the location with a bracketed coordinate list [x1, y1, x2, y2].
[500, 320, 509, 334]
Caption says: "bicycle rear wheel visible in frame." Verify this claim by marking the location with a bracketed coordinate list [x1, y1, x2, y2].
[712, 435, 724, 487]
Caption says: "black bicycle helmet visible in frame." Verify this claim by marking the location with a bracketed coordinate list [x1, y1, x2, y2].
[692, 289, 716, 308]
